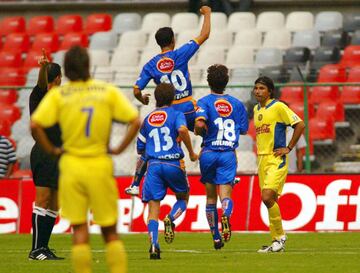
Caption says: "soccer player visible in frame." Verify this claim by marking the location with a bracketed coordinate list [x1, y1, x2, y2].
[28, 49, 64, 260]
[252, 76, 305, 253]
[194, 64, 248, 250]
[137, 83, 198, 259]
[125, 5, 211, 196]
[31, 46, 140, 273]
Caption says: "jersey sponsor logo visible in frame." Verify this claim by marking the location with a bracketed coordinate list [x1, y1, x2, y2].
[256, 124, 271, 135]
[148, 111, 167, 127]
[214, 99, 233, 117]
[156, 57, 175, 73]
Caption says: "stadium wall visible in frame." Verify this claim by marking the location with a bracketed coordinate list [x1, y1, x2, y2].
[1, 174, 360, 234]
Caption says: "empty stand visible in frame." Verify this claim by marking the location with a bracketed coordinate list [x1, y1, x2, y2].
[51, 50, 65, 65]
[227, 12, 256, 33]
[0, 89, 17, 105]
[59, 32, 89, 50]
[283, 47, 311, 70]
[260, 65, 289, 83]
[314, 11, 343, 32]
[0, 68, 25, 87]
[31, 32, 60, 53]
[226, 46, 254, 67]
[255, 48, 283, 67]
[289, 102, 315, 120]
[279, 85, 304, 105]
[89, 31, 117, 50]
[343, 13, 360, 33]
[195, 47, 225, 67]
[285, 12, 314, 32]
[309, 117, 335, 141]
[198, 12, 227, 30]
[28, 16, 54, 36]
[89, 49, 111, 67]
[351, 30, 360, 45]
[263, 29, 291, 49]
[112, 13, 141, 35]
[85, 13, 112, 35]
[316, 101, 345, 122]
[0, 119, 11, 137]
[340, 45, 360, 67]
[317, 64, 347, 82]
[322, 30, 349, 48]
[312, 46, 341, 65]
[309, 85, 340, 104]
[347, 66, 360, 82]
[0, 51, 22, 68]
[56, 14, 83, 35]
[141, 12, 171, 33]
[0, 103, 21, 124]
[117, 30, 147, 49]
[293, 30, 321, 49]
[202, 30, 232, 48]
[341, 85, 360, 105]
[3, 33, 30, 53]
[0, 16, 26, 36]
[23, 50, 52, 72]
[171, 12, 198, 33]
[256, 11, 285, 32]
[111, 48, 140, 68]
[234, 29, 262, 49]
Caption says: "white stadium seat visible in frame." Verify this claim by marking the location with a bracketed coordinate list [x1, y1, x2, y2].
[236, 150, 257, 173]
[198, 12, 227, 30]
[117, 30, 147, 50]
[202, 30, 232, 48]
[89, 49, 111, 67]
[286, 11, 314, 32]
[263, 29, 292, 49]
[292, 30, 321, 49]
[93, 66, 114, 82]
[227, 12, 256, 33]
[111, 48, 140, 68]
[113, 13, 142, 35]
[176, 29, 198, 46]
[52, 50, 66, 66]
[234, 29, 262, 49]
[141, 12, 171, 33]
[195, 47, 225, 68]
[256, 11, 285, 32]
[139, 48, 160, 67]
[226, 46, 254, 68]
[255, 48, 283, 67]
[89, 31, 117, 51]
[314, 11, 343, 32]
[171, 12, 198, 33]
[237, 135, 254, 151]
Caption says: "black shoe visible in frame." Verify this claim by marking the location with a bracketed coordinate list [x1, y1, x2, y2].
[149, 244, 161, 260]
[28, 247, 64, 260]
[45, 247, 64, 260]
[163, 215, 175, 244]
[213, 239, 224, 250]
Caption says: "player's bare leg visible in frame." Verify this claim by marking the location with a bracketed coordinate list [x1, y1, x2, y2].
[72, 223, 92, 273]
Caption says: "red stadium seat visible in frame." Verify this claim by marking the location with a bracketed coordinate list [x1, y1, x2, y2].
[27, 16, 54, 36]
[247, 119, 256, 140]
[309, 85, 340, 105]
[340, 45, 360, 67]
[0, 16, 26, 36]
[57, 14, 83, 35]
[309, 117, 335, 141]
[0, 119, 11, 137]
[279, 84, 304, 105]
[289, 102, 315, 120]
[347, 66, 360, 82]
[85, 14, 112, 35]
[0, 51, 23, 68]
[315, 101, 345, 122]
[0, 68, 26, 87]
[0, 103, 21, 124]
[23, 50, 52, 72]
[3, 33, 30, 53]
[31, 33, 60, 53]
[317, 64, 347, 82]
[341, 85, 360, 104]
[59, 32, 89, 50]
[0, 89, 18, 104]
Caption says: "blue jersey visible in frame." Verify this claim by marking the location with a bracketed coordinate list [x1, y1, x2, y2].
[137, 106, 187, 160]
[134, 40, 200, 114]
[196, 93, 249, 151]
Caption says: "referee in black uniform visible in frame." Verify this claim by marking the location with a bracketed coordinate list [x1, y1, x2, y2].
[28, 49, 63, 260]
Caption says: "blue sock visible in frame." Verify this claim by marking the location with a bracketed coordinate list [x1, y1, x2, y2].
[221, 198, 233, 217]
[147, 220, 159, 248]
[169, 200, 187, 221]
[132, 155, 147, 187]
[205, 204, 221, 240]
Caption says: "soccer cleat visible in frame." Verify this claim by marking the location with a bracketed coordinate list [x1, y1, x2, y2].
[232, 177, 241, 187]
[257, 238, 286, 253]
[124, 185, 139, 196]
[163, 215, 175, 244]
[213, 239, 224, 250]
[221, 215, 231, 242]
[28, 247, 64, 260]
[149, 244, 161, 260]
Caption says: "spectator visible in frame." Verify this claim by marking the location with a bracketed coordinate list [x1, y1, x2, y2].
[0, 135, 16, 179]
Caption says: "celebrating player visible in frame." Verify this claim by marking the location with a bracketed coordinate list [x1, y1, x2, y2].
[125, 5, 211, 196]
[137, 83, 198, 259]
[31, 46, 140, 273]
[195, 64, 248, 250]
[252, 76, 305, 253]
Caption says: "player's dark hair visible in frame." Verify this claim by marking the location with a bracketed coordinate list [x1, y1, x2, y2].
[207, 64, 229, 93]
[64, 46, 90, 81]
[255, 76, 275, 99]
[155, 27, 174, 48]
[155, 83, 175, 107]
[46, 63, 61, 83]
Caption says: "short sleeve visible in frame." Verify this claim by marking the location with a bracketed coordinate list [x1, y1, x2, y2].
[195, 99, 208, 122]
[175, 40, 200, 63]
[136, 122, 146, 153]
[175, 112, 187, 130]
[134, 64, 153, 90]
[110, 87, 138, 123]
[31, 88, 60, 128]
[238, 102, 249, 134]
[279, 102, 302, 126]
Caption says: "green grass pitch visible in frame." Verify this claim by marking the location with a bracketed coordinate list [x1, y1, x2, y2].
[1, 232, 360, 273]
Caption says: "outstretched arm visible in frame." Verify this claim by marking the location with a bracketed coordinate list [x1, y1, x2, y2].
[37, 48, 50, 90]
[194, 6, 211, 45]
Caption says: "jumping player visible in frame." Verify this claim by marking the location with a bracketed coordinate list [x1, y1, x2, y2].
[195, 64, 248, 250]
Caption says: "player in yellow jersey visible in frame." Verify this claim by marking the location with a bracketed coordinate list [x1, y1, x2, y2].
[252, 76, 305, 253]
[30, 46, 141, 273]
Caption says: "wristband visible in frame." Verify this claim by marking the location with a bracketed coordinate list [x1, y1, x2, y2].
[287, 145, 293, 151]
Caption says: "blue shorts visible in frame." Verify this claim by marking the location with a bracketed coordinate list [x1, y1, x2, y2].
[142, 159, 189, 202]
[199, 150, 237, 185]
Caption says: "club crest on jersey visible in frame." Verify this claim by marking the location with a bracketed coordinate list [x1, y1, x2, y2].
[148, 111, 167, 127]
[214, 99, 233, 117]
[156, 57, 174, 73]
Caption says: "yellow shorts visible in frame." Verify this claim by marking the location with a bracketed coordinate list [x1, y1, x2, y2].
[58, 154, 118, 226]
[258, 154, 288, 195]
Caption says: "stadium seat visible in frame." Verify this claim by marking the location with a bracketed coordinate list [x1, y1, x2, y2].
[93, 66, 114, 82]
[202, 30, 232, 48]
[237, 134, 254, 151]
[0, 89, 17, 105]
[283, 47, 311, 70]
[0, 51, 22, 68]
[0, 68, 25, 87]
[322, 30, 349, 48]
[85, 13, 112, 35]
[289, 66, 307, 82]
[343, 13, 360, 33]
[255, 48, 283, 67]
[236, 150, 257, 173]
[292, 30, 321, 49]
[247, 119, 256, 140]
[0, 103, 21, 124]
[52, 50, 65, 65]
[309, 117, 335, 141]
[31, 32, 60, 53]
[111, 48, 139, 68]
[231, 67, 259, 83]
[279, 85, 304, 105]
[312, 46, 341, 65]
[226, 46, 254, 68]
[23, 50, 52, 72]
[25, 68, 40, 86]
[340, 45, 360, 67]
[112, 13, 141, 35]
[233, 29, 262, 49]
[89, 31, 117, 50]
[198, 12, 227, 30]
[56, 14, 83, 35]
[289, 102, 315, 120]
[314, 11, 343, 32]
[0, 119, 11, 137]
[317, 64, 347, 82]
[139, 48, 160, 67]
[16, 135, 35, 159]
[259, 65, 289, 83]
[141, 12, 171, 34]
[27, 16, 55, 36]
[316, 101, 345, 122]
[16, 89, 31, 108]
[341, 85, 360, 105]
[171, 12, 198, 33]
[116, 30, 147, 50]
[263, 29, 291, 49]
[285, 11, 314, 32]
[256, 11, 285, 32]
[59, 32, 89, 50]
[3, 33, 30, 53]
[0, 16, 25, 37]
[11, 118, 30, 141]
[309, 85, 340, 104]
[227, 12, 256, 33]
[347, 66, 360, 82]
[89, 49, 111, 67]
[144, 31, 160, 49]
[195, 47, 225, 67]
[351, 30, 360, 45]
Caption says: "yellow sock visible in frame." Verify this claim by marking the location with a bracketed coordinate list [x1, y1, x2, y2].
[106, 240, 127, 273]
[268, 202, 285, 240]
[72, 244, 92, 273]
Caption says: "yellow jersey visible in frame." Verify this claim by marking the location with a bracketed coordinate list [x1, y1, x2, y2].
[31, 79, 138, 157]
[253, 99, 301, 155]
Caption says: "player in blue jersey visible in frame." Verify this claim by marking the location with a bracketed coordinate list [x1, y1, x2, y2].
[137, 83, 198, 259]
[125, 5, 211, 196]
[195, 64, 248, 250]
